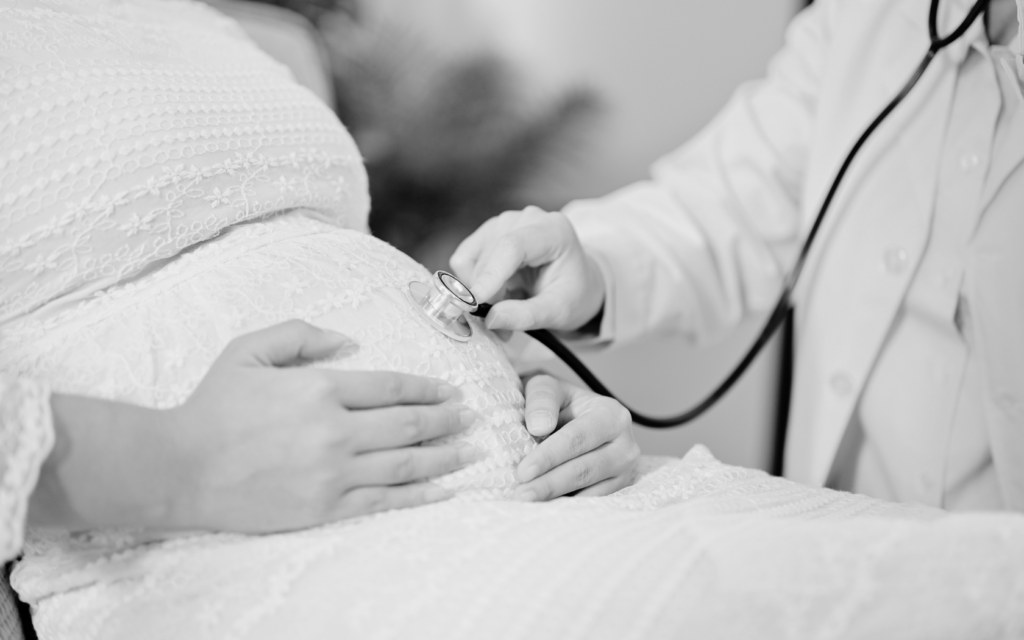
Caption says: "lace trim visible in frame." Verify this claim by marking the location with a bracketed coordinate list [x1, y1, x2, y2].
[0, 376, 54, 564]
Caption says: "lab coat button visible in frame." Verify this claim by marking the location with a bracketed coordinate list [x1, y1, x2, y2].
[883, 248, 908, 274]
[829, 373, 853, 396]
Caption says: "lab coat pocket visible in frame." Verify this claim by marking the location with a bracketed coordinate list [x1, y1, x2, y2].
[964, 256, 1024, 510]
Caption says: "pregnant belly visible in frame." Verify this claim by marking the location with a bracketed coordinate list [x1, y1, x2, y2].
[0, 211, 534, 500]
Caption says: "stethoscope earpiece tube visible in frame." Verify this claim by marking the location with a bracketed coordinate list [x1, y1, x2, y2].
[467, 0, 990, 429]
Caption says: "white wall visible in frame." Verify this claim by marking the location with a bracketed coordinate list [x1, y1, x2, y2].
[369, 0, 798, 470]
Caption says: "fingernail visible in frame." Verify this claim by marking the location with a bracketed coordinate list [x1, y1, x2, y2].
[459, 408, 478, 428]
[527, 411, 554, 436]
[437, 383, 457, 400]
[514, 488, 537, 502]
[518, 462, 539, 483]
[456, 442, 483, 465]
[424, 485, 452, 503]
[485, 312, 508, 330]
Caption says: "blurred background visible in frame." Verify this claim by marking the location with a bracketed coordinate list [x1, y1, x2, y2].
[214, 0, 800, 471]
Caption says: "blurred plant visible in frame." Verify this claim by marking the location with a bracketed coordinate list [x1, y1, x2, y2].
[243, 1, 600, 268]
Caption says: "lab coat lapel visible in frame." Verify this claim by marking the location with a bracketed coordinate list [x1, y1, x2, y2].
[798, 0, 949, 268]
[786, 0, 962, 486]
[980, 99, 1024, 211]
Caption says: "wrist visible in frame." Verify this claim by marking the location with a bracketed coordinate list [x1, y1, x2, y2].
[31, 394, 180, 531]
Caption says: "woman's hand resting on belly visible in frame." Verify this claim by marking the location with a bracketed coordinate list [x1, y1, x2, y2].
[29, 321, 477, 534]
[515, 375, 640, 500]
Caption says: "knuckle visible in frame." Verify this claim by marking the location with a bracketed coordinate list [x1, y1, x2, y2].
[306, 374, 335, 400]
[430, 447, 460, 476]
[601, 400, 632, 428]
[445, 446, 463, 471]
[381, 374, 405, 403]
[312, 485, 338, 516]
[402, 408, 426, 435]
[531, 451, 553, 477]
[222, 333, 249, 356]
[627, 440, 642, 461]
[497, 233, 524, 258]
[568, 428, 591, 458]
[276, 319, 311, 343]
[526, 382, 558, 407]
[391, 451, 417, 483]
[330, 425, 354, 452]
[615, 403, 632, 425]
[497, 209, 522, 224]
[359, 488, 388, 514]
[527, 373, 558, 392]
[572, 461, 595, 488]
[548, 305, 571, 327]
[531, 390, 558, 409]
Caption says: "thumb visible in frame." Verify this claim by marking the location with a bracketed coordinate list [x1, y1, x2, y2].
[229, 320, 355, 367]
[470, 227, 562, 304]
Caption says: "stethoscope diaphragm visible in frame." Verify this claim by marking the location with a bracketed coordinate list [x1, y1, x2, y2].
[408, 270, 478, 342]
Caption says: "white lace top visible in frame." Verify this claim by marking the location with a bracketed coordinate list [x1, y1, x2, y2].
[0, 0, 373, 562]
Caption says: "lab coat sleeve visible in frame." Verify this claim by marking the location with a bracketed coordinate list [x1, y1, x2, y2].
[565, 0, 836, 348]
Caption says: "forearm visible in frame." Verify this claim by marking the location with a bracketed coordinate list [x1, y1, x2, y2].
[564, 0, 835, 348]
[28, 394, 176, 531]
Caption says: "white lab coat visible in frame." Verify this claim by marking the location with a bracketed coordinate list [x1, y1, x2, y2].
[565, 0, 1024, 507]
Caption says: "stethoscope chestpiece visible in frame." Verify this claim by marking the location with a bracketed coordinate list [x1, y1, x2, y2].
[408, 270, 478, 342]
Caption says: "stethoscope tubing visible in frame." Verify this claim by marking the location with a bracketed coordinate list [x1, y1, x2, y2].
[480, 0, 991, 428]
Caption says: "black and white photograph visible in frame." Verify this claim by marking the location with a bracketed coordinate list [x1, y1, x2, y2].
[1, 0, 1023, 638]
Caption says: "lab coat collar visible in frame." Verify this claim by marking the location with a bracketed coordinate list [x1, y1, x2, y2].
[897, 0, 1023, 62]
[896, 0, 1024, 95]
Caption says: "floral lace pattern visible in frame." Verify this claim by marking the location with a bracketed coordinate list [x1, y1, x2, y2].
[0, 0, 368, 325]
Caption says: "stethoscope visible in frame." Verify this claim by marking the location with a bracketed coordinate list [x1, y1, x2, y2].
[409, 0, 991, 428]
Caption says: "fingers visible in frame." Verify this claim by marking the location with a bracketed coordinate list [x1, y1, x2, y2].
[334, 482, 453, 519]
[227, 320, 354, 367]
[516, 409, 621, 485]
[451, 207, 562, 304]
[449, 223, 487, 285]
[471, 228, 560, 304]
[574, 473, 634, 498]
[483, 294, 564, 332]
[514, 440, 630, 502]
[350, 442, 481, 487]
[523, 374, 565, 438]
[348, 404, 477, 451]
[513, 387, 638, 500]
[326, 371, 457, 409]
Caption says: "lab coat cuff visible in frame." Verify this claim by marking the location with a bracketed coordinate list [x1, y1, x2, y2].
[567, 207, 656, 349]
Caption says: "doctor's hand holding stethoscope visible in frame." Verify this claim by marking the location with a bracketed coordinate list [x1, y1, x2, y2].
[449, 206, 644, 500]
[451, 0, 1020, 511]
[451, 206, 609, 336]
[448, 207, 642, 502]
